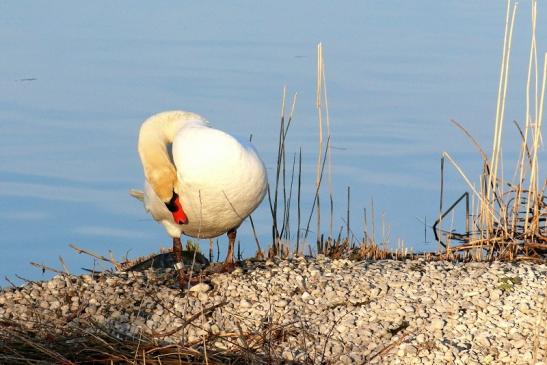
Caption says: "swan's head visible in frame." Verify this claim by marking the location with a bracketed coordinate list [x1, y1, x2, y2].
[146, 167, 188, 225]
[165, 191, 188, 225]
[146, 165, 177, 202]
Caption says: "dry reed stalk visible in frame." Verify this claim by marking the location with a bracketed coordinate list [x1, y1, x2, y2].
[517, 0, 539, 236]
[488, 1, 518, 214]
[494, 2, 517, 240]
[58, 256, 70, 275]
[524, 53, 547, 236]
[315, 42, 324, 247]
[363, 208, 369, 244]
[30, 262, 65, 276]
[450, 119, 489, 161]
[442, 152, 507, 235]
[346, 186, 351, 241]
[371, 198, 376, 245]
[367, 333, 410, 363]
[304, 137, 331, 246]
[69, 243, 121, 270]
[296, 148, 302, 256]
[321, 48, 334, 240]
[514, 61, 535, 235]
[381, 212, 391, 253]
[312, 42, 335, 248]
[438, 156, 445, 254]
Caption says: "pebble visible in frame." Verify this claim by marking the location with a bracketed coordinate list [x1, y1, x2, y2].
[0, 258, 545, 364]
[239, 298, 251, 308]
[188, 283, 210, 293]
[431, 318, 446, 330]
[476, 332, 491, 347]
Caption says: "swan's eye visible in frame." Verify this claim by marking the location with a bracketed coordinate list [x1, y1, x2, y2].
[165, 192, 179, 212]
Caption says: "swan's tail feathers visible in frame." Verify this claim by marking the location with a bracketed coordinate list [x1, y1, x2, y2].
[129, 189, 145, 202]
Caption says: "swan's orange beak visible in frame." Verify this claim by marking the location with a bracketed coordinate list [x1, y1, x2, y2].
[166, 192, 188, 225]
[171, 197, 188, 225]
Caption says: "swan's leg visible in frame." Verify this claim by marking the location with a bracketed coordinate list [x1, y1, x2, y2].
[207, 229, 237, 274]
[224, 228, 236, 265]
[172, 236, 186, 289]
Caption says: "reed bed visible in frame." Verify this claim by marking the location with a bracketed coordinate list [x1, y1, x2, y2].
[265, 43, 436, 262]
[436, 0, 546, 262]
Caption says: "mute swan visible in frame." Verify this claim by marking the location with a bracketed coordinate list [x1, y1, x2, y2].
[131, 110, 267, 287]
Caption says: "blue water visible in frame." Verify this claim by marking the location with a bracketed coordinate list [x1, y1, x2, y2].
[1, 1, 545, 285]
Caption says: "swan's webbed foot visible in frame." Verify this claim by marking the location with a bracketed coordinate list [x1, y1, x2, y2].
[208, 262, 236, 274]
[206, 229, 238, 274]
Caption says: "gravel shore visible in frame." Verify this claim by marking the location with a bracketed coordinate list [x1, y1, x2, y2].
[1, 257, 545, 364]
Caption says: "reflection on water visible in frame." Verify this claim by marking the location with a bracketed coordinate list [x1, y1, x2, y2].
[1, 1, 545, 284]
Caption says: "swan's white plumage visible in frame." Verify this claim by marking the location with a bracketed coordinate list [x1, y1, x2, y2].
[137, 111, 267, 239]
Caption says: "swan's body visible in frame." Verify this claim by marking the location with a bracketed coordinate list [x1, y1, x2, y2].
[133, 110, 267, 285]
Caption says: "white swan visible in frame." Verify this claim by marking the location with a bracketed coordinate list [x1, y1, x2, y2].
[131, 110, 267, 285]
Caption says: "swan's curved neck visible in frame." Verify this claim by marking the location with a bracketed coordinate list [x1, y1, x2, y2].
[138, 111, 206, 202]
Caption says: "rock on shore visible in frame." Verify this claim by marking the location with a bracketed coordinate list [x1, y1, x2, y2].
[1, 257, 545, 364]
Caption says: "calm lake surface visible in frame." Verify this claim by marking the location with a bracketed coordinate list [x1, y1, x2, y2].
[1, 1, 545, 285]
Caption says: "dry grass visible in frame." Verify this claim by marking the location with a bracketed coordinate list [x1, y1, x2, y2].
[0, 265, 316, 365]
[0, 317, 243, 365]
[435, 0, 546, 262]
